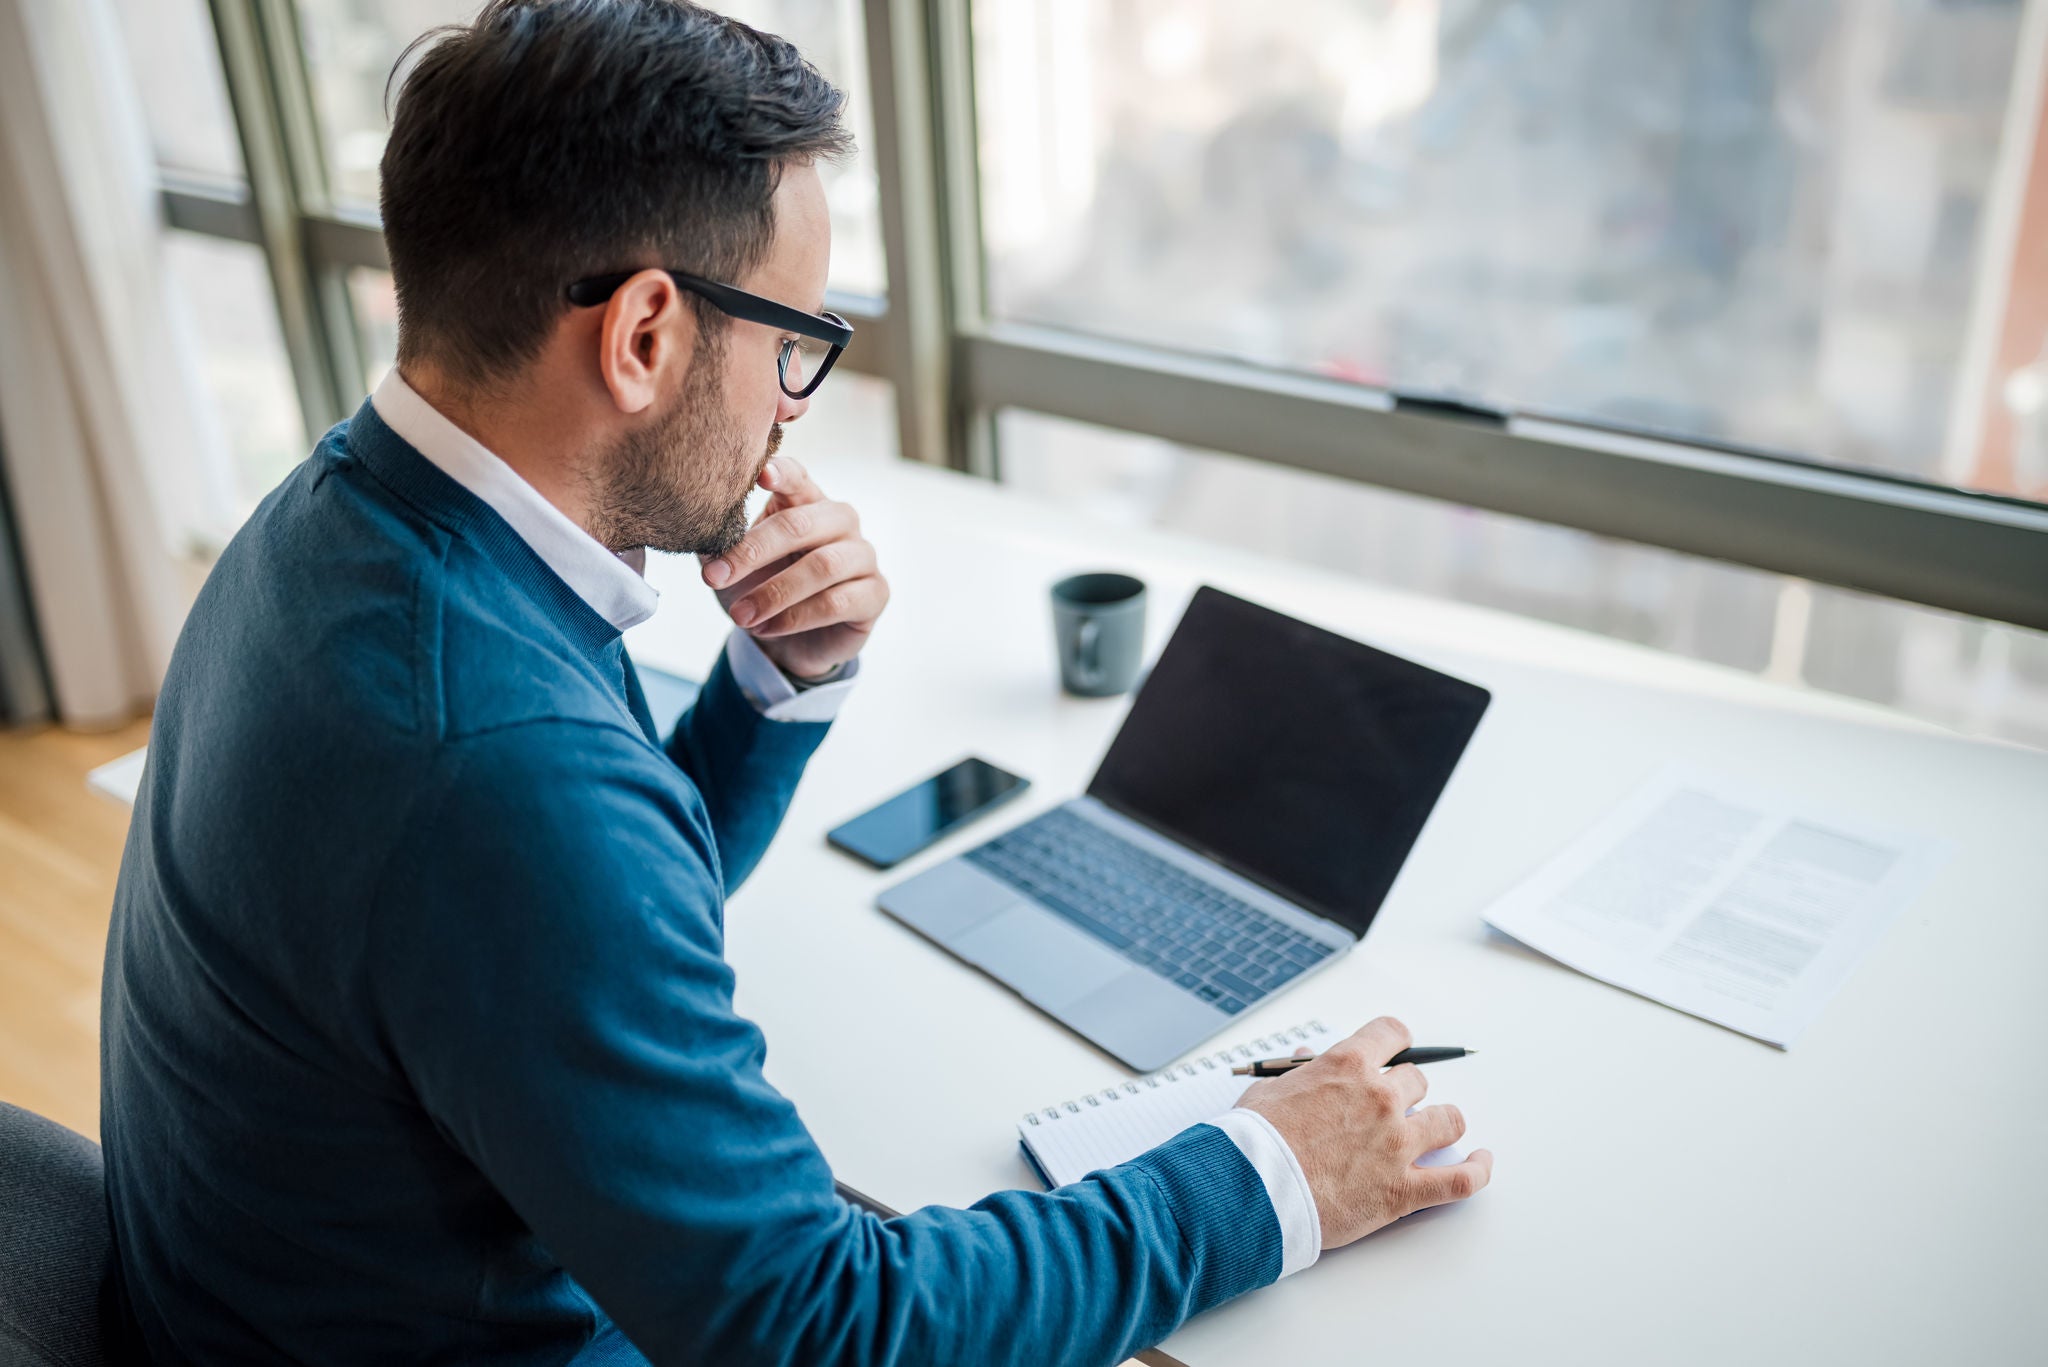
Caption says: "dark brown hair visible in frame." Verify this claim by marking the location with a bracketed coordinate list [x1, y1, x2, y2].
[379, 0, 850, 386]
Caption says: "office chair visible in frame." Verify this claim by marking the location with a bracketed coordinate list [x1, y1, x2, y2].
[0, 1101, 113, 1367]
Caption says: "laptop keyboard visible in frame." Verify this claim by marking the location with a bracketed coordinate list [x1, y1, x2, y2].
[964, 805, 1338, 1015]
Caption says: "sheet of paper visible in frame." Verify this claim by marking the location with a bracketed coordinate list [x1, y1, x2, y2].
[1483, 766, 1950, 1047]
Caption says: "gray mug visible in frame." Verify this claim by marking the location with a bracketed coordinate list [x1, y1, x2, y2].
[1051, 572, 1146, 697]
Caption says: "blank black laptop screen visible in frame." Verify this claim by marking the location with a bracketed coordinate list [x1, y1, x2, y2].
[1086, 586, 1490, 939]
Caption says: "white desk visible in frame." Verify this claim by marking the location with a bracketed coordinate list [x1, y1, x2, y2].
[626, 459, 2048, 1366]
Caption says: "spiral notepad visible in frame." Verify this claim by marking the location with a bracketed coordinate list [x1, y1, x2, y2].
[1018, 1021, 1339, 1188]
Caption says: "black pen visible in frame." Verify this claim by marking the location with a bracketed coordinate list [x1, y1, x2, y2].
[1231, 1046, 1476, 1077]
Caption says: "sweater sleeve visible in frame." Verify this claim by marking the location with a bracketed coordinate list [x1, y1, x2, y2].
[663, 644, 830, 893]
[373, 722, 1281, 1367]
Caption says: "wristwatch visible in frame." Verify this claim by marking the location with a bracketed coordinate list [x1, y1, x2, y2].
[788, 660, 850, 691]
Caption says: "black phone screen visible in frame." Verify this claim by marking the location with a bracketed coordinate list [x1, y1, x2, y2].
[827, 758, 1030, 869]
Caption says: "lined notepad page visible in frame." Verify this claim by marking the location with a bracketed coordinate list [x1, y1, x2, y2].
[1019, 1021, 1338, 1188]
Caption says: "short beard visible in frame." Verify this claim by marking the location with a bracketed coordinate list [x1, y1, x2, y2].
[584, 345, 776, 559]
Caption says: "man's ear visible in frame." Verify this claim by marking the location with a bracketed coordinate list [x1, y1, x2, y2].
[596, 268, 696, 415]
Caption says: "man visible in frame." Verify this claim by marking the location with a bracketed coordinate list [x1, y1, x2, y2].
[101, 2, 1493, 1363]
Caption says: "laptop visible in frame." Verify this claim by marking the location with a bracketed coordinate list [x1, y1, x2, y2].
[878, 585, 1492, 1070]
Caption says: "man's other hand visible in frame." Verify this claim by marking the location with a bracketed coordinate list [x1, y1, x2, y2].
[1238, 1016, 1494, 1248]
[699, 456, 889, 682]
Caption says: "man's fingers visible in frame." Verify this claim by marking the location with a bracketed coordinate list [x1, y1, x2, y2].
[750, 574, 888, 637]
[758, 455, 824, 507]
[731, 540, 878, 629]
[716, 551, 799, 602]
[1333, 1016, 1413, 1071]
[703, 499, 855, 588]
[1408, 1149, 1493, 1211]
[1406, 1102, 1465, 1155]
[1381, 1063, 1428, 1112]
[737, 457, 819, 532]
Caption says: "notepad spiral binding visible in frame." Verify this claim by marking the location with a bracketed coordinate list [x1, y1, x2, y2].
[1020, 1020, 1329, 1127]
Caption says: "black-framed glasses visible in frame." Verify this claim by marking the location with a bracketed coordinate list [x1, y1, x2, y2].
[565, 269, 852, 400]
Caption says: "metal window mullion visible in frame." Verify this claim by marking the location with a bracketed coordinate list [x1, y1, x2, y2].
[924, 0, 998, 478]
[161, 179, 262, 245]
[864, 0, 961, 470]
[253, 0, 370, 402]
[301, 211, 387, 271]
[307, 257, 367, 406]
[205, 0, 352, 430]
[248, 0, 334, 208]
[961, 324, 2048, 632]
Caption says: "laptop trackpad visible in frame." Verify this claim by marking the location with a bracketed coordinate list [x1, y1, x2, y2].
[949, 905, 1131, 1011]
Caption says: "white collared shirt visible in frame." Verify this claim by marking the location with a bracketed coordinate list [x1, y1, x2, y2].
[371, 369, 857, 723]
[368, 368, 1317, 1278]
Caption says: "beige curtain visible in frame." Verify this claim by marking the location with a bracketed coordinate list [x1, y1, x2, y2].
[0, 0, 229, 727]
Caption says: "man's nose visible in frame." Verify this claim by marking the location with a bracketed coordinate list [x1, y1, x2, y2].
[777, 387, 811, 424]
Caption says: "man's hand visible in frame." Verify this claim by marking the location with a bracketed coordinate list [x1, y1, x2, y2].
[699, 456, 888, 682]
[1238, 1016, 1494, 1248]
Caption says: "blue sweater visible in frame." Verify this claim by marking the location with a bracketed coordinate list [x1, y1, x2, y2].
[101, 402, 1281, 1366]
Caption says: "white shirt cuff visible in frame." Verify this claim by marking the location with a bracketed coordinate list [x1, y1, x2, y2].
[1209, 1108, 1321, 1279]
[723, 629, 859, 723]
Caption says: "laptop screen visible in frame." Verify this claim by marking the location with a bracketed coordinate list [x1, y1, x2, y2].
[1086, 586, 1490, 939]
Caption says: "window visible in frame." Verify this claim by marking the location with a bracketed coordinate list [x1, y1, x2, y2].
[138, 0, 2048, 712]
[164, 233, 310, 518]
[717, 0, 885, 297]
[293, 0, 471, 207]
[111, 0, 243, 180]
[291, 0, 886, 295]
[106, 1, 305, 526]
[973, 0, 2045, 500]
[999, 407, 2048, 749]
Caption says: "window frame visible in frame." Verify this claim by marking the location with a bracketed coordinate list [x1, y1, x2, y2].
[166, 0, 2048, 633]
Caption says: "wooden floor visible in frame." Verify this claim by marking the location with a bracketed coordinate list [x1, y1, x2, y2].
[0, 716, 150, 1139]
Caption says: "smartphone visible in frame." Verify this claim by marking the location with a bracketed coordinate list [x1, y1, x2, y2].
[826, 757, 1030, 869]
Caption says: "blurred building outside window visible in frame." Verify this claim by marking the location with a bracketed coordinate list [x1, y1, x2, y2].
[974, 0, 2048, 502]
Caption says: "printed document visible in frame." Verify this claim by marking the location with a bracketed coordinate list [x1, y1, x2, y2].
[1483, 767, 1950, 1046]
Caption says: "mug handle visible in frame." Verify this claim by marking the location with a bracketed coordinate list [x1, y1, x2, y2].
[1073, 617, 1103, 689]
